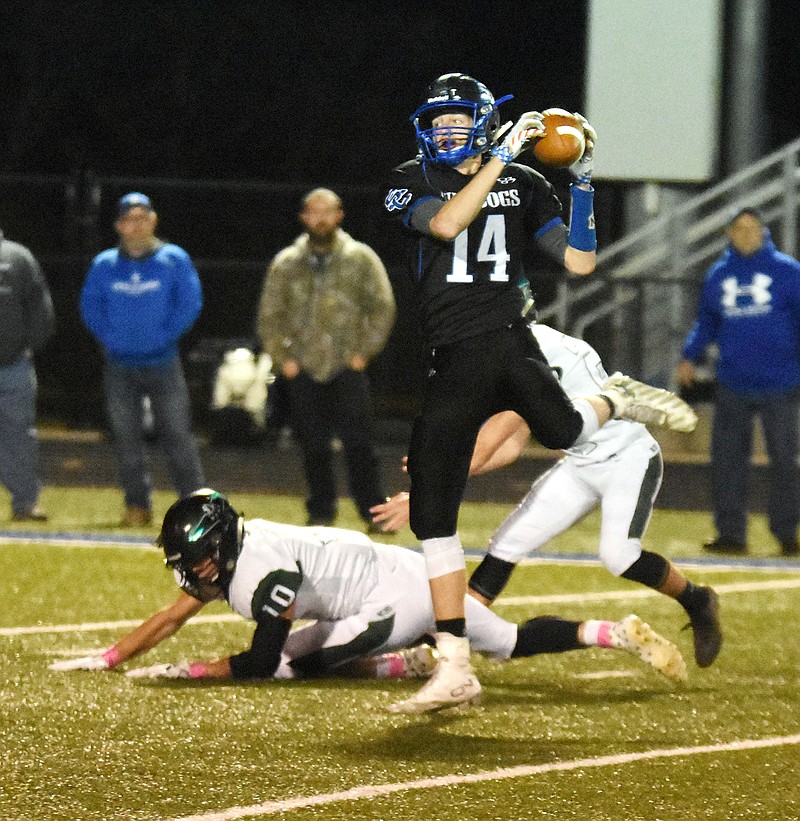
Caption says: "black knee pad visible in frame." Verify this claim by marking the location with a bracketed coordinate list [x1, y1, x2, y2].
[620, 550, 670, 589]
[468, 554, 516, 601]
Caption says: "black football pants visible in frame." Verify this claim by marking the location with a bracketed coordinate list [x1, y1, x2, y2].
[408, 320, 584, 540]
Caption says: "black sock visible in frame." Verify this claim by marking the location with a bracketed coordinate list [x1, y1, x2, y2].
[511, 616, 584, 657]
[676, 581, 699, 613]
[436, 618, 466, 638]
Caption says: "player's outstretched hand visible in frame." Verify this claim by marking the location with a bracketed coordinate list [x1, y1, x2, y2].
[49, 655, 111, 672]
[125, 661, 192, 679]
[490, 111, 545, 165]
[369, 492, 411, 533]
[569, 112, 596, 183]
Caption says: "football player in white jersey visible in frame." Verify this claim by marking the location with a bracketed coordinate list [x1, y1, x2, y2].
[50, 489, 686, 687]
[371, 324, 722, 670]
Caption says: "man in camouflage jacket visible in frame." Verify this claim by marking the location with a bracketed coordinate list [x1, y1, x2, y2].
[258, 188, 396, 529]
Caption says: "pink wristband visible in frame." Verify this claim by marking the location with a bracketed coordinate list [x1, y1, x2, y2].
[102, 647, 121, 668]
[189, 662, 207, 679]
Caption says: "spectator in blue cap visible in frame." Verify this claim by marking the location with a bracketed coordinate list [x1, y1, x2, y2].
[80, 192, 206, 525]
[677, 206, 800, 556]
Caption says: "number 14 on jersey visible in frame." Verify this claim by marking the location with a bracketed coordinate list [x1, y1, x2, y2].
[447, 215, 510, 283]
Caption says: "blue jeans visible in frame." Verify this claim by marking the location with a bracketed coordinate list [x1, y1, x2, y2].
[103, 357, 205, 509]
[0, 358, 42, 514]
[711, 383, 800, 544]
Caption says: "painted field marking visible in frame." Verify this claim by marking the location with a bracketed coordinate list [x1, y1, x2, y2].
[3, 530, 800, 572]
[6, 576, 799, 638]
[0, 530, 156, 549]
[168, 733, 800, 821]
[494, 576, 800, 606]
[0, 613, 244, 637]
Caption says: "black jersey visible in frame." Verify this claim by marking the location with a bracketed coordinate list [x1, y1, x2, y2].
[384, 158, 564, 347]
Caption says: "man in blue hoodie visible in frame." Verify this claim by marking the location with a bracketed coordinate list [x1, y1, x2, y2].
[80, 193, 206, 526]
[677, 207, 800, 556]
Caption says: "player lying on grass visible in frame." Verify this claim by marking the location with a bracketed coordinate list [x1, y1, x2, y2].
[370, 323, 722, 669]
[50, 489, 686, 686]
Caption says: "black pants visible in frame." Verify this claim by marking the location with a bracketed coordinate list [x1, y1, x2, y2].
[711, 383, 800, 543]
[288, 368, 385, 522]
[408, 321, 583, 539]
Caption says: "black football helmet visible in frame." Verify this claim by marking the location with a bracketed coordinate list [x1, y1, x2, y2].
[158, 489, 243, 600]
[411, 72, 512, 166]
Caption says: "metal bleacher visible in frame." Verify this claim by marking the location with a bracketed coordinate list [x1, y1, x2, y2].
[537, 136, 800, 389]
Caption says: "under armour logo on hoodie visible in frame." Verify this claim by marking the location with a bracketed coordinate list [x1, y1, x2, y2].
[721, 273, 773, 316]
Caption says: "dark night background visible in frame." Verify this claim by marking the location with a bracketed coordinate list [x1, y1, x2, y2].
[1, 1, 799, 427]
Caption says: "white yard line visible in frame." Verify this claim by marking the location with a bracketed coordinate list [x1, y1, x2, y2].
[0, 613, 244, 637]
[0, 534, 157, 549]
[168, 733, 800, 821]
[6, 577, 799, 638]
[2, 531, 799, 572]
[494, 576, 800, 606]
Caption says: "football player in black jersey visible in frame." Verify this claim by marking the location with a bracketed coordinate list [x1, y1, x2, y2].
[382, 72, 603, 713]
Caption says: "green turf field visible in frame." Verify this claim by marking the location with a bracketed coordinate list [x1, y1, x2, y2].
[2, 487, 800, 820]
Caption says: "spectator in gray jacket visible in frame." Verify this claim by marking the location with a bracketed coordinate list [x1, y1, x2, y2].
[0, 230, 55, 521]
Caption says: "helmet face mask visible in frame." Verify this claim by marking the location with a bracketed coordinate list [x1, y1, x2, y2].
[411, 73, 511, 166]
[159, 490, 243, 600]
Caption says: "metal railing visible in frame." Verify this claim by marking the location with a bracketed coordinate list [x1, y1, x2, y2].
[538, 136, 800, 386]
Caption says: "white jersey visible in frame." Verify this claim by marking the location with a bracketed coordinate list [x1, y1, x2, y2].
[228, 520, 385, 622]
[531, 323, 657, 464]
[486, 325, 664, 576]
[225, 519, 518, 668]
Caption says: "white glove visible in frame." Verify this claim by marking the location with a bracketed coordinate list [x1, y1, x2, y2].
[569, 112, 597, 183]
[125, 661, 192, 679]
[490, 111, 545, 165]
[49, 655, 111, 672]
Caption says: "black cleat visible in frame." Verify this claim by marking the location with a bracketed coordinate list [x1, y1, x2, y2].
[684, 586, 722, 667]
[780, 540, 799, 556]
[703, 537, 747, 555]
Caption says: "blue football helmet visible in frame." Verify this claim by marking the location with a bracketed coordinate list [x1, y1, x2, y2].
[159, 489, 243, 600]
[411, 73, 512, 166]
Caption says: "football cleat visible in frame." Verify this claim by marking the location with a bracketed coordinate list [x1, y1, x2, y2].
[683, 585, 722, 667]
[386, 633, 481, 714]
[600, 373, 698, 432]
[397, 644, 439, 679]
[610, 615, 688, 683]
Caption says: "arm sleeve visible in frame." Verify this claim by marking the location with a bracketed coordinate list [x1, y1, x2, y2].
[408, 197, 445, 235]
[356, 246, 396, 359]
[163, 250, 203, 342]
[522, 167, 568, 264]
[534, 221, 569, 265]
[683, 276, 719, 361]
[79, 261, 112, 349]
[257, 258, 294, 366]
[228, 616, 292, 679]
[20, 249, 55, 352]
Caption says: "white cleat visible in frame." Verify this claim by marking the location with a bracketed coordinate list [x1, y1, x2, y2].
[610, 615, 688, 683]
[386, 634, 481, 714]
[600, 373, 698, 432]
[397, 644, 439, 679]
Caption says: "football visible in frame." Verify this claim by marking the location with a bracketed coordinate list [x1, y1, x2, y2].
[532, 109, 586, 168]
